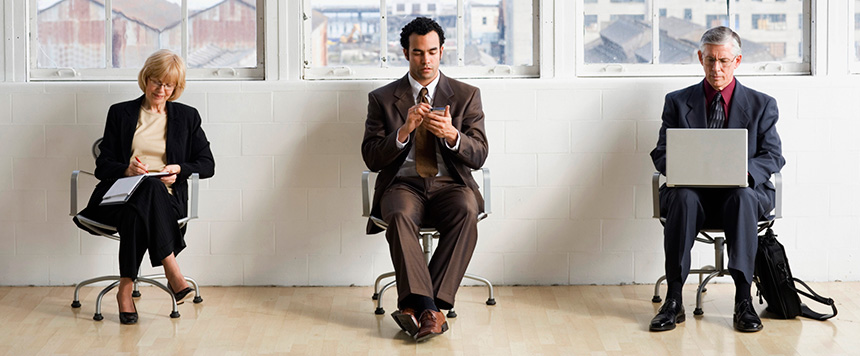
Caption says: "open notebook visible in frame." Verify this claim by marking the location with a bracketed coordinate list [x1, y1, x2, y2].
[100, 172, 172, 205]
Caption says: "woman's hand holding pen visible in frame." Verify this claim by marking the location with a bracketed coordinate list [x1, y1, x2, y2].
[125, 157, 149, 177]
[160, 164, 181, 185]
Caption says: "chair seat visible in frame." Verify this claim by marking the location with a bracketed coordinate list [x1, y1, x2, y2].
[370, 213, 488, 234]
[74, 214, 120, 240]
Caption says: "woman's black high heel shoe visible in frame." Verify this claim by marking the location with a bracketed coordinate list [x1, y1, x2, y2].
[119, 300, 138, 325]
[167, 281, 195, 305]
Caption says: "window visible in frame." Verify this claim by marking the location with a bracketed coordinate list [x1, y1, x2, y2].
[752, 14, 787, 30]
[585, 14, 599, 32]
[706, 14, 729, 27]
[578, 0, 810, 76]
[30, 0, 264, 80]
[610, 14, 645, 22]
[303, 0, 539, 79]
[762, 42, 786, 58]
[851, 0, 860, 72]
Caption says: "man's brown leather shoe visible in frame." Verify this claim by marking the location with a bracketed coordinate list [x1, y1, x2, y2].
[391, 308, 419, 336]
[414, 310, 448, 342]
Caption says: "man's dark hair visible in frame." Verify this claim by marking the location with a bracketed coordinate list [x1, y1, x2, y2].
[400, 17, 445, 50]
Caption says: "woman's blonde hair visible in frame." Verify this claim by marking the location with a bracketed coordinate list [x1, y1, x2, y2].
[137, 49, 186, 101]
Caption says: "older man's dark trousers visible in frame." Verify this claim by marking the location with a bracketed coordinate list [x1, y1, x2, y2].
[380, 176, 479, 311]
[660, 186, 771, 293]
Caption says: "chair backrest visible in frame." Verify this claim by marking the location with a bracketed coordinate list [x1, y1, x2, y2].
[361, 168, 492, 223]
[92, 138, 102, 160]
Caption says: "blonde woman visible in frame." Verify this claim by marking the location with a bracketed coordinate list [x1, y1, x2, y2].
[74, 50, 215, 324]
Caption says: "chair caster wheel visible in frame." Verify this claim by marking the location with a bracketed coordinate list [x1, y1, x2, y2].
[132, 291, 141, 298]
[374, 307, 385, 315]
[652, 296, 662, 303]
[447, 310, 457, 318]
[694, 308, 704, 316]
[371, 293, 379, 300]
[702, 288, 707, 293]
[93, 313, 104, 321]
[71, 301, 81, 308]
[193, 296, 203, 304]
[486, 298, 496, 306]
[170, 311, 181, 318]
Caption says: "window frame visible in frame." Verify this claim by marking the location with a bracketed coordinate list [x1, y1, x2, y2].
[850, 0, 860, 73]
[300, 0, 541, 80]
[575, 0, 812, 77]
[27, 0, 266, 81]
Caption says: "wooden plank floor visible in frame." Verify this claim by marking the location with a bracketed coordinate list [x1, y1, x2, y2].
[1, 283, 858, 355]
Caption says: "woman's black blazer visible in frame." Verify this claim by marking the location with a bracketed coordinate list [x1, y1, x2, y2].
[87, 95, 215, 218]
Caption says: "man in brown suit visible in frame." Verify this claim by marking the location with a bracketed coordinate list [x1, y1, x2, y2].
[361, 17, 488, 342]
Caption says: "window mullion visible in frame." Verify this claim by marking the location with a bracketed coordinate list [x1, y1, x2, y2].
[536, 0, 544, 74]
[726, 0, 731, 26]
[26, 0, 35, 80]
[301, 0, 311, 71]
[181, 0, 189, 60]
[105, 0, 112, 68]
[850, 0, 855, 71]
[651, 0, 659, 65]
[457, 0, 465, 66]
[380, 0, 388, 68]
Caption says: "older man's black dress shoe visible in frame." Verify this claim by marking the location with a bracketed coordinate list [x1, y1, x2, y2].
[649, 298, 685, 331]
[734, 299, 763, 332]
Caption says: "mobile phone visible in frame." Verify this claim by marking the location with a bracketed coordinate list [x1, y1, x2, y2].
[431, 106, 446, 113]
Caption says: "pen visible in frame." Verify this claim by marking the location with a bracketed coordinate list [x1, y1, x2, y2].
[135, 156, 142, 165]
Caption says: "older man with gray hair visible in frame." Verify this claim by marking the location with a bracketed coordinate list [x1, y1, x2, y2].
[649, 26, 785, 332]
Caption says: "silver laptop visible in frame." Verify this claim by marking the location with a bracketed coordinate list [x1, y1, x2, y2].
[666, 129, 748, 188]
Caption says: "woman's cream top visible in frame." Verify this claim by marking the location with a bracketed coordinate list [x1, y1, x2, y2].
[130, 107, 172, 194]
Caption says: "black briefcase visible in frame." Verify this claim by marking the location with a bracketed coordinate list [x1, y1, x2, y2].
[754, 228, 836, 320]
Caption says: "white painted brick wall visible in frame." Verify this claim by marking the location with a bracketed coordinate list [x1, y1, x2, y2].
[0, 74, 858, 288]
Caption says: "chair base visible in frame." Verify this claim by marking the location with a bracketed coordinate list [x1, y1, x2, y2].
[651, 223, 773, 315]
[71, 273, 202, 321]
[652, 266, 727, 316]
[372, 272, 496, 317]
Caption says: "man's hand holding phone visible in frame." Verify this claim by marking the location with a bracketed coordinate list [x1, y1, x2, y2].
[423, 105, 458, 146]
[399, 102, 433, 142]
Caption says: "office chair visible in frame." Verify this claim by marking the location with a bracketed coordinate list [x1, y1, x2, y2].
[69, 138, 203, 321]
[362, 168, 496, 318]
[650, 172, 782, 315]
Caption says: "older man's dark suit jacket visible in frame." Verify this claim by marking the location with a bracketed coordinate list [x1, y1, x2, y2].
[361, 73, 489, 234]
[81, 95, 215, 224]
[651, 79, 785, 215]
